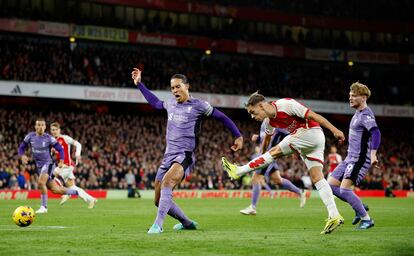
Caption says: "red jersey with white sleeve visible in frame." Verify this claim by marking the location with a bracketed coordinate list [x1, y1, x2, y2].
[55, 135, 82, 167]
[264, 98, 320, 135]
[328, 153, 342, 173]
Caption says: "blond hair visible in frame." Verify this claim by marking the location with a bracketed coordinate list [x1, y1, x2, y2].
[350, 82, 371, 98]
[50, 122, 60, 129]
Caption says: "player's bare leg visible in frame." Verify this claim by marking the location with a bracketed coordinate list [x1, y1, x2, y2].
[37, 173, 50, 213]
[270, 171, 305, 208]
[60, 179, 74, 205]
[54, 167, 96, 208]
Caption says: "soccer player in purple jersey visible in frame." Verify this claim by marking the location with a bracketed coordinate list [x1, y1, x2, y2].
[240, 124, 306, 215]
[18, 118, 79, 213]
[132, 68, 244, 234]
[328, 82, 380, 230]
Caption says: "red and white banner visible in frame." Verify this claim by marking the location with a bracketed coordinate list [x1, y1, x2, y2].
[0, 18, 38, 33]
[0, 18, 413, 65]
[38, 21, 70, 37]
[347, 51, 400, 64]
[305, 48, 345, 61]
[237, 41, 284, 57]
[0, 189, 411, 200]
[0, 190, 107, 200]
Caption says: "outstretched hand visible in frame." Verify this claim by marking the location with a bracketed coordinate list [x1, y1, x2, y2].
[131, 68, 142, 85]
[332, 128, 345, 144]
[231, 136, 244, 151]
[371, 152, 379, 169]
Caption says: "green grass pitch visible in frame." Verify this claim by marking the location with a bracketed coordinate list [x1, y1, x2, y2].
[0, 198, 413, 256]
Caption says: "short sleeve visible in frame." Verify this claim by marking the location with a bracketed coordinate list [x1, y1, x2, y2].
[63, 135, 74, 145]
[361, 113, 378, 131]
[49, 135, 57, 145]
[277, 99, 309, 118]
[23, 133, 31, 143]
[201, 100, 213, 116]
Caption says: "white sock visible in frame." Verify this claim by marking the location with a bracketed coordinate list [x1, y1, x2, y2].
[70, 185, 93, 202]
[237, 152, 274, 176]
[361, 214, 371, 221]
[314, 179, 340, 218]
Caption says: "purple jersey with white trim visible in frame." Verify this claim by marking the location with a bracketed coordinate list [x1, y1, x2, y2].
[163, 97, 213, 155]
[347, 106, 378, 159]
[23, 132, 57, 168]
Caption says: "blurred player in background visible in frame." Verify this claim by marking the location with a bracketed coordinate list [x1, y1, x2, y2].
[50, 122, 97, 209]
[327, 146, 342, 176]
[18, 118, 79, 213]
[240, 125, 306, 215]
[328, 82, 380, 230]
[132, 67, 244, 234]
[222, 93, 345, 234]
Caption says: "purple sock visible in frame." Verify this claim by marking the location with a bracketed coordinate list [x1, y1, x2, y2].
[41, 194, 48, 208]
[340, 187, 368, 218]
[168, 202, 192, 227]
[65, 188, 78, 195]
[330, 184, 347, 202]
[155, 187, 173, 228]
[280, 178, 301, 196]
[251, 184, 261, 208]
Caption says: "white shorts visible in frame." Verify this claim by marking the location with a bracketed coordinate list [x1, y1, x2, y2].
[54, 166, 75, 183]
[278, 127, 325, 170]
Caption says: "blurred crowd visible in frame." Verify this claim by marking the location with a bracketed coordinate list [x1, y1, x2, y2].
[1, 34, 413, 106]
[200, 0, 414, 21]
[0, 108, 412, 192]
[1, 0, 413, 52]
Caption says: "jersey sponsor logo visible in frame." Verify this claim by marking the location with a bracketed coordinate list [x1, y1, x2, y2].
[364, 115, 375, 123]
[248, 157, 266, 168]
[169, 113, 189, 123]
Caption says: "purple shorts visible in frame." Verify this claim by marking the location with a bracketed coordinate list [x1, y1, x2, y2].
[37, 163, 56, 181]
[155, 151, 195, 182]
[255, 161, 279, 177]
[330, 156, 371, 185]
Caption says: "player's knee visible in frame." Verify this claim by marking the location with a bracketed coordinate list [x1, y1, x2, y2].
[273, 176, 282, 185]
[50, 186, 61, 194]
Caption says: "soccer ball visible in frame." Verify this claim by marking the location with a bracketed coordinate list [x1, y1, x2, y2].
[12, 206, 35, 227]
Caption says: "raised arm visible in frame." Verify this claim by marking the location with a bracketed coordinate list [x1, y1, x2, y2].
[132, 68, 164, 110]
[211, 108, 243, 151]
[307, 110, 345, 142]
